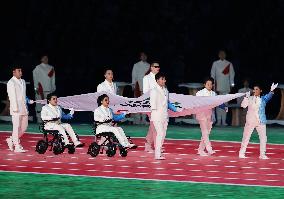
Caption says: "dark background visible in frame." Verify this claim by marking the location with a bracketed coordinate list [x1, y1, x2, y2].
[1, 0, 284, 119]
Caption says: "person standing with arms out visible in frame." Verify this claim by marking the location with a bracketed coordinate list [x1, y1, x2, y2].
[6, 66, 34, 152]
[97, 69, 117, 94]
[150, 72, 177, 160]
[33, 55, 56, 123]
[211, 50, 235, 126]
[132, 52, 150, 124]
[143, 62, 160, 152]
[239, 83, 278, 159]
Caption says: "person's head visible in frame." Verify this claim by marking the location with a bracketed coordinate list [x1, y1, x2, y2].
[47, 93, 58, 106]
[41, 55, 49, 64]
[97, 94, 109, 107]
[218, 50, 226, 60]
[140, 52, 147, 62]
[243, 79, 250, 88]
[203, 77, 214, 91]
[104, 69, 113, 82]
[150, 62, 160, 74]
[12, 66, 22, 79]
[253, 84, 262, 97]
[155, 72, 166, 87]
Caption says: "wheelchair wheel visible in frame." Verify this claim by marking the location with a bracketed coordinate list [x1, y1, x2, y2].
[67, 144, 76, 154]
[106, 143, 116, 157]
[53, 141, 65, 155]
[35, 140, 48, 154]
[88, 142, 100, 157]
[119, 147, 128, 157]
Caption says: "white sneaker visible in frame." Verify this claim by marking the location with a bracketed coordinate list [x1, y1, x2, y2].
[197, 150, 208, 156]
[14, 146, 26, 153]
[239, 153, 247, 159]
[6, 137, 13, 151]
[259, 155, 269, 160]
[155, 155, 166, 160]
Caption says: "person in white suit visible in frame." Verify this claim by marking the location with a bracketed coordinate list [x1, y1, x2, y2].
[33, 55, 56, 123]
[143, 62, 160, 152]
[150, 72, 177, 160]
[6, 66, 34, 152]
[211, 50, 235, 126]
[94, 94, 136, 149]
[97, 69, 117, 94]
[41, 93, 84, 147]
[132, 52, 150, 97]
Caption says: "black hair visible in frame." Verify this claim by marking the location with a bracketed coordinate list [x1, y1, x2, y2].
[47, 92, 57, 104]
[11, 66, 22, 71]
[97, 94, 109, 106]
[155, 72, 166, 81]
[203, 77, 214, 84]
[104, 68, 113, 75]
[253, 84, 262, 90]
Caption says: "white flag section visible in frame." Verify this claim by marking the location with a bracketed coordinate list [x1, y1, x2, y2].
[35, 92, 245, 117]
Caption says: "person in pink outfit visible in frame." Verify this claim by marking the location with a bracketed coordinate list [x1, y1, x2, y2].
[196, 77, 227, 156]
[239, 83, 278, 159]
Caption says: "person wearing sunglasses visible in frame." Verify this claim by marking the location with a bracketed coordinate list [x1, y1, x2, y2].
[142, 62, 160, 152]
[41, 93, 84, 147]
[94, 94, 136, 149]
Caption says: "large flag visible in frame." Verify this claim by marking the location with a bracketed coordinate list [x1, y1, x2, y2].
[36, 92, 244, 117]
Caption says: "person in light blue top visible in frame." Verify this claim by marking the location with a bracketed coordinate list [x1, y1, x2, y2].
[239, 83, 278, 159]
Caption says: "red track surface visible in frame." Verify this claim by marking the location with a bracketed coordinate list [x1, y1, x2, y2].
[1, 132, 284, 187]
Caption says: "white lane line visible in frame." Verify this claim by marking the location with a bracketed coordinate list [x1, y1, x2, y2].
[0, 165, 8, 167]
[269, 162, 279, 165]
[178, 154, 188, 156]
[155, 168, 165, 170]
[173, 168, 184, 171]
[118, 171, 130, 174]
[7, 154, 16, 156]
[241, 167, 253, 169]
[137, 167, 148, 169]
[16, 166, 27, 168]
[38, 160, 47, 163]
[85, 164, 95, 166]
[225, 178, 239, 180]
[208, 177, 221, 179]
[259, 168, 272, 170]
[172, 174, 187, 177]
[86, 170, 98, 172]
[4, 159, 13, 161]
[214, 160, 222, 162]
[191, 176, 204, 178]
[155, 173, 169, 176]
[266, 174, 279, 176]
[168, 162, 180, 165]
[120, 165, 130, 168]
[117, 159, 127, 162]
[105, 165, 114, 167]
[176, 148, 185, 150]
[68, 163, 78, 165]
[52, 162, 63, 164]
[229, 161, 237, 163]
[207, 171, 220, 173]
[225, 166, 236, 168]
[136, 161, 145, 163]
[51, 168, 62, 170]
[103, 171, 113, 173]
[32, 167, 43, 169]
[20, 160, 30, 162]
[227, 172, 239, 174]
[265, 180, 280, 182]
[68, 168, 80, 171]
[244, 173, 257, 175]
[190, 170, 202, 172]
[244, 179, 257, 181]
[248, 162, 257, 164]
[205, 165, 218, 167]
[135, 173, 149, 175]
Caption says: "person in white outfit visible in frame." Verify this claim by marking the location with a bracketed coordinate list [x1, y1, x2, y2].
[33, 55, 56, 123]
[94, 94, 136, 149]
[132, 52, 150, 97]
[6, 66, 34, 152]
[211, 50, 235, 126]
[143, 62, 160, 152]
[150, 72, 177, 160]
[97, 69, 117, 94]
[41, 93, 84, 147]
[239, 83, 278, 159]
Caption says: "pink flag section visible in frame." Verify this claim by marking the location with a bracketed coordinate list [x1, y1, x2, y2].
[36, 92, 245, 117]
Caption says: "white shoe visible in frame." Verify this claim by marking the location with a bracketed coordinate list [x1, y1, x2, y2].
[208, 150, 216, 155]
[145, 143, 154, 153]
[239, 153, 247, 159]
[259, 155, 269, 160]
[6, 137, 13, 151]
[74, 141, 84, 147]
[155, 155, 166, 160]
[14, 146, 26, 153]
[197, 150, 208, 156]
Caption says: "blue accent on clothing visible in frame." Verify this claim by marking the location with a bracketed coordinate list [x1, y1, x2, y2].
[168, 102, 177, 112]
[259, 92, 274, 124]
[218, 103, 226, 110]
[25, 97, 30, 105]
[61, 113, 73, 120]
[110, 108, 126, 121]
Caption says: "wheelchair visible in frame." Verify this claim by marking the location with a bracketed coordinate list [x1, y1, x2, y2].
[35, 122, 78, 155]
[87, 121, 136, 158]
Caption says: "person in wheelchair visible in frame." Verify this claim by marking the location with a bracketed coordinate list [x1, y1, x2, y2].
[41, 93, 84, 147]
[94, 94, 136, 149]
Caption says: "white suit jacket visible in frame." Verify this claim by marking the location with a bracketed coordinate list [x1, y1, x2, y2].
[94, 105, 113, 127]
[33, 63, 56, 92]
[150, 85, 169, 122]
[210, 59, 235, 93]
[97, 80, 117, 94]
[132, 61, 150, 92]
[7, 76, 28, 116]
[195, 88, 216, 121]
[143, 72, 158, 94]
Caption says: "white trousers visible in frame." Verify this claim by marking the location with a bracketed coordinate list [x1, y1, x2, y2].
[44, 123, 79, 145]
[96, 125, 130, 147]
[11, 115, 28, 147]
[153, 121, 168, 158]
[197, 119, 213, 153]
[239, 123, 267, 155]
[145, 121, 157, 148]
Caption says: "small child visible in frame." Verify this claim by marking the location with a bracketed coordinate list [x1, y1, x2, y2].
[239, 83, 278, 159]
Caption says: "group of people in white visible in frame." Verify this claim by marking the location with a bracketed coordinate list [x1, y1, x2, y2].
[5, 51, 278, 160]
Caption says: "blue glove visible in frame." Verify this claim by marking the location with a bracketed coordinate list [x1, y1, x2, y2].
[168, 102, 177, 112]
